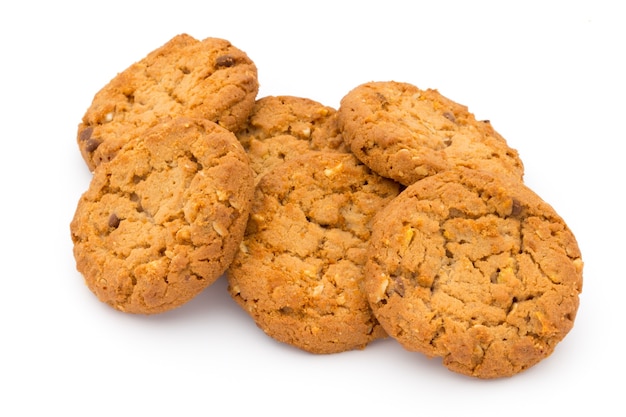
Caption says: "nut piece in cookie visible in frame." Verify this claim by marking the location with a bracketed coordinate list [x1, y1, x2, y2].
[77, 34, 259, 171]
[337, 81, 524, 185]
[70, 117, 254, 314]
[365, 167, 583, 378]
[228, 151, 401, 354]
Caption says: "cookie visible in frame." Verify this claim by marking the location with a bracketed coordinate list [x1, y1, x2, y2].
[70, 117, 254, 314]
[227, 151, 401, 353]
[77, 34, 259, 171]
[236, 95, 349, 180]
[364, 167, 583, 378]
[337, 81, 524, 185]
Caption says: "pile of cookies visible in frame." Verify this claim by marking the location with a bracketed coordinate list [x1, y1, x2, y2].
[70, 34, 583, 379]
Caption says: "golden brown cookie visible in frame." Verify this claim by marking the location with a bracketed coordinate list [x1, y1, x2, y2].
[364, 167, 583, 378]
[337, 81, 524, 186]
[236, 95, 349, 180]
[227, 151, 401, 353]
[71, 117, 254, 314]
[77, 34, 259, 171]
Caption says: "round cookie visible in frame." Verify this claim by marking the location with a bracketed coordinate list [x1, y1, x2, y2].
[71, 117, 254, 314]
[227, 151, 401, 354]
[364, 167, 583, 378]
[337, 81, 524, 186]
[236, 95, 349, 180]
[77, 34, 259, 171]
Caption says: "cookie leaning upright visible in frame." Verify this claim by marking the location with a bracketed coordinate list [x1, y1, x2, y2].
[364, 167, 583, 378]
[70, 117, 254, 314]
[337, 81, 524, 186]
[77, 34, 259, 171]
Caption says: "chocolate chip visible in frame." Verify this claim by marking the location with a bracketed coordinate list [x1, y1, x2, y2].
[510, 198, 522, 217]
[215, 55, 236, 68]
[386, 275, 405, 298]
[448, 208, 464, 218]
[443, 111, 456, 123]
[130, 193, 144, 213]
[85, 138, 102, 153]
[132, 175, 145, 184]
[108, 213, 120, 229]
[279, 306, 294, 315]
[79, 126, 93, 142]
[393, 282, 405, 297]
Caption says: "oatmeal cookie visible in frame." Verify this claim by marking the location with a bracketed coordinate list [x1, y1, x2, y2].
[77, 34, 259, 171]
[71, 117, 254, 314]
[227, 151, 401, 353]
[337, 81, 524, 185]
[365, 167, 583, 378]
[236, 95, 348, 180]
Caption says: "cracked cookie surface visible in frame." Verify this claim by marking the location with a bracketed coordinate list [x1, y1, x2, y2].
[236, 95, 349, 182]
[227, 152, 401, 353]
[77, 34, 259, 171]
[337, 81, 524, 186]
[70, 117, 254, 314]
[364, 167, 583, 378]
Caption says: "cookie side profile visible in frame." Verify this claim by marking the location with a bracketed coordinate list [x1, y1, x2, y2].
[364, 167, 583, 378]
[337, 81, 524, 185]
[71, 117, 254, 314]
[236, 95, 349, 180]
[227, 152, 401, 353]
[77, 34, 259, 171]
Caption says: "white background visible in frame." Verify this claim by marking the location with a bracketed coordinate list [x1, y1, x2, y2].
[1, 1, 622, 415]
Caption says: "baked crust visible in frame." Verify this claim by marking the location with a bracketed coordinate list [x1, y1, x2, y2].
[236, 95, 349, 181]
[365, 167, 583, 378]
[77, 34, 259, 171]
[71, 117, 254, 314]
[338, 81, 524, 185]
[228, 152, 401, 353]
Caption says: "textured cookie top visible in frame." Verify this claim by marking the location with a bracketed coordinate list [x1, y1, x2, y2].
[337, 81, 524, 185]
[71, 117, 254, 314]
[365, 167, 583, 378]
[227, 151, 401, 354]
[236, 95, 349, 180]
[77, 34, 259, 171]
